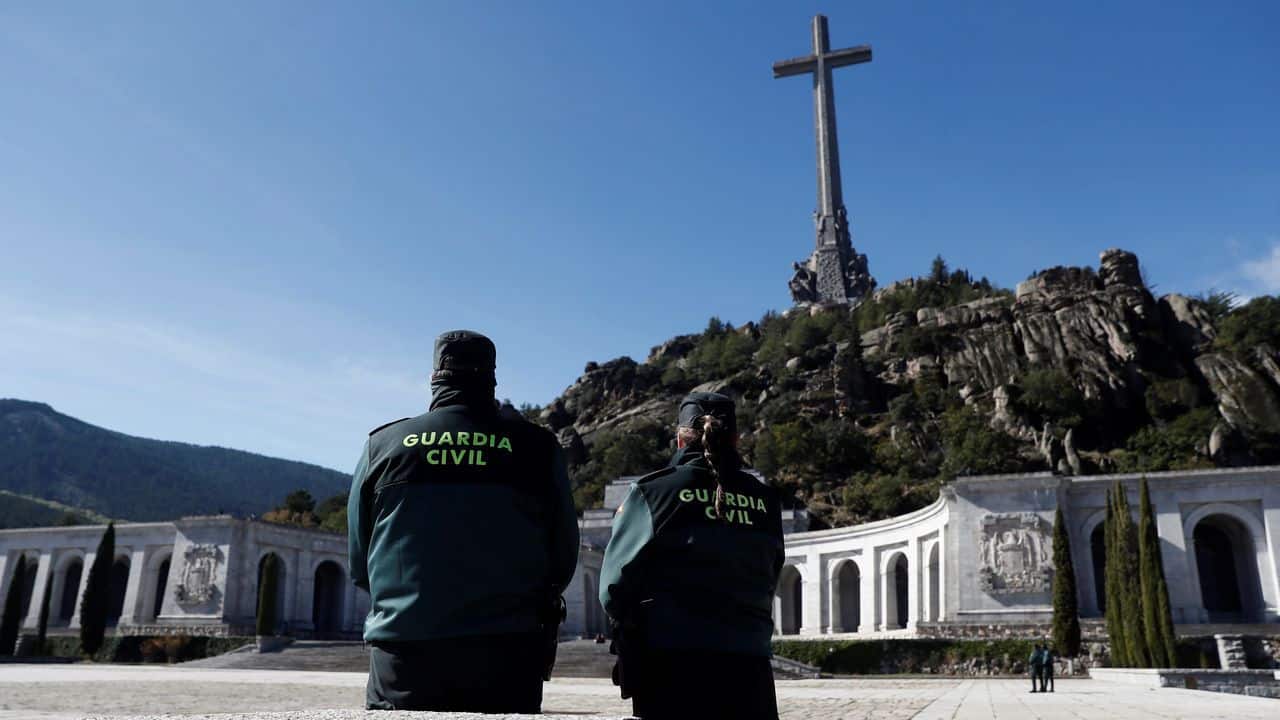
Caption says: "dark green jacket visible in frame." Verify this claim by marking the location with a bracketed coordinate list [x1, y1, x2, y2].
[599, 448, 784, 657]
[348, 390, 579, 642]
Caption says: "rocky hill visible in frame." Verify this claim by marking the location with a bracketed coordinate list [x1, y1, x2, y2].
[0, 399, 350, 522]
[540, 249, 1280, 528]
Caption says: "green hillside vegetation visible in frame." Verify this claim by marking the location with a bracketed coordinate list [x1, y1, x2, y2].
[260, 489, 348, 534]
[0, 400, 350, 522]
[562, 264, 1023, 522]
[0, 491, 106, 529]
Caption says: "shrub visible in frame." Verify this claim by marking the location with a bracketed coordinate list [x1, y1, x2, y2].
[1114, 407, 1217, 473]
[1215, 295, 1280, 356]
[938, 406, 1025, 479]
[140, 635, 192, 663]
[1013, 369, 1091, 429]
[569, 422, 672, 510]
[771, 638, 1036, 675]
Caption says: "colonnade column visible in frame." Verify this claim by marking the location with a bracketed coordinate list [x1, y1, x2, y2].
[0, 552, 10, 600]
[294, 550, 314, 632]
[68, 549, 95, 630]
[118, 547, 147, 626]
[21, 552, 52, 630]
[858, 559, 875, 633]
[906, 538, 920, 630]
[877, 551, 889, 631]
[800, 552, 822, 635]
[1261, 484, 1280, 622]
[937, 532, 948, 622]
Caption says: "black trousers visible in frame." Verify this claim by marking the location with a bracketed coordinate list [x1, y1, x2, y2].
[366, 632, 543, 713]
[630, 647, 778, 720]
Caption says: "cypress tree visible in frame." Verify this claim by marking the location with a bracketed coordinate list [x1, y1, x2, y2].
[1102, 489, 1127, 665]
[0, 555, 27, 657]
[1138, 477, 1178, 667]
[36, 569, 53, 655]
[80, 523, 115, 656]
[1114, 486, 1151, 666]
[256, 555, 279, 637]
[1050, 505, 1082, 657]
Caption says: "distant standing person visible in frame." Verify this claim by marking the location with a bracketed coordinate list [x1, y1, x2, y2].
[1028, 643, 1043, 693]
[600, 392, 785, 720]
[348, 330, 580, 712]
[1041, 644, 1055, 692]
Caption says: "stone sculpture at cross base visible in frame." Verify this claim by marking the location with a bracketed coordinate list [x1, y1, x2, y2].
[776, 15, 878, 306]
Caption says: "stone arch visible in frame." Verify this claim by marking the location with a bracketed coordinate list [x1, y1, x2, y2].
[1177, 499, 1269, 622]
[312, 560, 344, 634]
[1078, 508, 1108, 616]
[256, 552, 288, 632]
[14, 553, 39, 621]
[144, 551, 172, 622]
[52, 551, 85, 625]
[926, 541, 940, 622]
[1089, 522, 1107, 614]
[106, 554, 131, 626]
[882, 551, 909, 630]
[1189, 512, 1266, 622]
[776, 564, 802, 635]
[582, 569, 606, 637]
[830, 559, 860, 633]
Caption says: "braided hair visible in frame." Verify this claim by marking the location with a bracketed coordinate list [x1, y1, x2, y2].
[699, 414, 739, 519]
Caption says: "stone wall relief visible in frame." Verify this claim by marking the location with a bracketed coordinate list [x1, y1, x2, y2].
[978, 512, 1052, 595]
[174, 543, 223, 608]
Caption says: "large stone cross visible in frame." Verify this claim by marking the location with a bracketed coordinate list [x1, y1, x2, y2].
[775, 15, 875, 305]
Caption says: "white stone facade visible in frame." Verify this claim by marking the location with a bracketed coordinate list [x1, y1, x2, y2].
[4, 465, 1276, 643]
[0, 517, 369, 638]
[774, 466, 1280, 637]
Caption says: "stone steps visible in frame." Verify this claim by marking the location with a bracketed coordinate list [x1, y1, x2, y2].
[181, 639, 618, 678]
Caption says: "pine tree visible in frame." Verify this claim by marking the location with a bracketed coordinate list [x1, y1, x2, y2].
[1114, 486, 1151, 666]
[0, 555, 27, 657]
[1050, 505, 1082, 657]
[1102, 488, 1128, 666]
[256, 555, 279, 637]
[1138, 477, 1178, 667]
[79, 523, 115, 656]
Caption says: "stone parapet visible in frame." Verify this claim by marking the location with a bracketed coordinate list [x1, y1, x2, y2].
[915, 619, 1108, 641]
[1090, 667, 1280, 698]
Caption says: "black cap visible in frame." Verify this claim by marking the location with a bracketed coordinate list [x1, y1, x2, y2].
[433, 330, 496, 375]
[678, 391, 736, 434]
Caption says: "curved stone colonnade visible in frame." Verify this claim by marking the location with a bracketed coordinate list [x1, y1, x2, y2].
[0, 517, 369, 639]
[775, 466, 1280, 637]
[3, 466, 1277, 645]
[775, 496, 947, 636]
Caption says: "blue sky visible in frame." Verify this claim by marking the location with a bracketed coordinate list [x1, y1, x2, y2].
[1, 1, 1276, 472]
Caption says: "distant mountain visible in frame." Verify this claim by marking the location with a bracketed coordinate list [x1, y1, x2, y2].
[0, 400, 350, 522]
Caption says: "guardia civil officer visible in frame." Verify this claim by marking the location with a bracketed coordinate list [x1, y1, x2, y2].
[600, 392, 784, 720]
[348, 330, 579, 712]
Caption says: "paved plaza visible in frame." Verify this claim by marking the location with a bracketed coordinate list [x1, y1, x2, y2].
[1, 664, 1276, 719]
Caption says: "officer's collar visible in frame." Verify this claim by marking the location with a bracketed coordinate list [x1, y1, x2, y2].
[668, 446, 705, 467]
[429, 378, 497, 413]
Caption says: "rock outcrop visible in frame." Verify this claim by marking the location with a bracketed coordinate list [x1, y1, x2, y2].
[540, 249, 1279, 523]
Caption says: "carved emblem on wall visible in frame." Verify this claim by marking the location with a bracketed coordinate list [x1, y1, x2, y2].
[978, 513, 1052, 595]
[174, 543, 223, 606]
